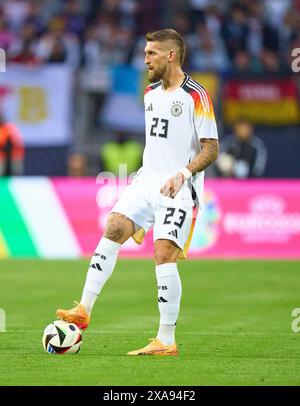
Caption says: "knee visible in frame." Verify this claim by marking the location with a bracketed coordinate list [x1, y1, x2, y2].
[154, 240, 180, 265]
[104, 220, 124, 243]
[104, 213, 134, 243]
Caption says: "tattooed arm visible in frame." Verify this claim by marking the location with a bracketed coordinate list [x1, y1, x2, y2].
[160, 138, 219, 198]
[186, 138, 219, 174]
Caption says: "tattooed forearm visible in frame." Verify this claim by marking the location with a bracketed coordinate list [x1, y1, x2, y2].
[186, 138, 219, 174]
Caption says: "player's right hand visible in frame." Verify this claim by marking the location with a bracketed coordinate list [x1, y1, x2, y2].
[160, 172, 185, 199]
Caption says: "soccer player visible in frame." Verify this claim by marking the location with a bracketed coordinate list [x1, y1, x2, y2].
[57, 29, 219, 356]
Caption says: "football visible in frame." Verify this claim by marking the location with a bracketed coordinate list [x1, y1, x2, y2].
[42, 320, 82, 354]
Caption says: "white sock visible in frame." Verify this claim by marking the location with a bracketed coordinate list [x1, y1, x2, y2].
[155, 263, 182, 345]
[80, 237, 121, 315]
[157, 324, 176, 346]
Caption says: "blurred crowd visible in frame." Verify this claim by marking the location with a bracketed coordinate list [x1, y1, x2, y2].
[2, 0, 300, 178]
[0, 0, 299, 75]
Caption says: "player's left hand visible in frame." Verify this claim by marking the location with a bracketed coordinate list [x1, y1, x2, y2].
[160, 172, 185, 199]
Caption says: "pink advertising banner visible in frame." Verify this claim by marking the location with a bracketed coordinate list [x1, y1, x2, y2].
[52, 179, 300, 259]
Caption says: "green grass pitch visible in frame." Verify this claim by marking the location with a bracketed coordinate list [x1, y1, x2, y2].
[0, 259, 300, 386]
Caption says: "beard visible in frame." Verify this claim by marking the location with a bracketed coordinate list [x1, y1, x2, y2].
[147, 64, 167, 83]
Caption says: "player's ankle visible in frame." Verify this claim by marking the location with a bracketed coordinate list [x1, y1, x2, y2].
[80, 290, 97, 316]
[157, 337, 175, 346]
[157, 324, 176, 346]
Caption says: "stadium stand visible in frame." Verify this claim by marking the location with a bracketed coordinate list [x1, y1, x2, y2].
[0, 0, 299, 177]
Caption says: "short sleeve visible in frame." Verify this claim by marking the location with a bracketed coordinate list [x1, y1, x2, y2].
[192, 87, 218, 140]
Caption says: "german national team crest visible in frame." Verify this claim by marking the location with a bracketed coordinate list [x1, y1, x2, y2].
[171, 101, 183, 117]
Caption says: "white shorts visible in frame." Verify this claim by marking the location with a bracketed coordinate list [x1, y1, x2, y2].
[111, 175, 196, 258]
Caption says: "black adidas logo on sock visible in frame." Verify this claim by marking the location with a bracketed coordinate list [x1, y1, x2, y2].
[168, 230, 178, 238]
[89, 263, 102, 271]
[158, 296, 168, 303]
[93, 253, 106, 260]
[146, 103, 153, 111]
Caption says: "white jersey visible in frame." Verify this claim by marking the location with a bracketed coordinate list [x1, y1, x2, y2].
[141, 73, 218, 208]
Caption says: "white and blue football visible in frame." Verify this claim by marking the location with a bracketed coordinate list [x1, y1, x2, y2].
[42, 320, 82, 354]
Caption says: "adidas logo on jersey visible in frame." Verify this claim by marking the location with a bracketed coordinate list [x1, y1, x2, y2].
[168, 230, 178, 238]
[146, 103, 153, 111]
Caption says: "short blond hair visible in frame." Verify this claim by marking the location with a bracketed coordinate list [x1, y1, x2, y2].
[145, 29, 186, 66]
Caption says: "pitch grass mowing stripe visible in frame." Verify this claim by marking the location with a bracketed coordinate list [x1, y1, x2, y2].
[0, 179, 37, 257]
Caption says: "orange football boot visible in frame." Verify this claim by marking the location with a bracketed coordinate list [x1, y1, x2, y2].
[56, 301, 90, 330]
[127, 338, 178, 356]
